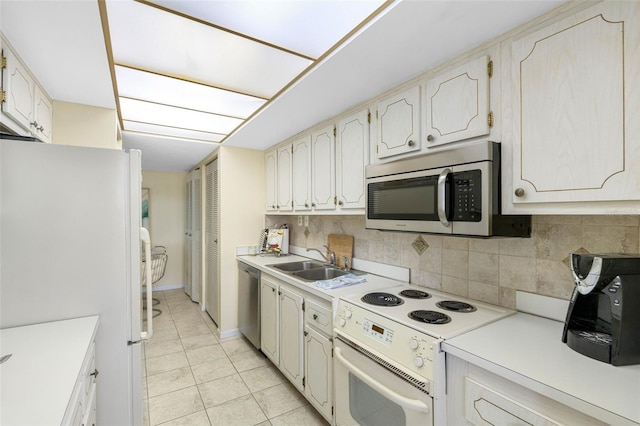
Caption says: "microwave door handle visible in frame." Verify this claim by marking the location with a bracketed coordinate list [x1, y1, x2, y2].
[437, 168, 451, 227]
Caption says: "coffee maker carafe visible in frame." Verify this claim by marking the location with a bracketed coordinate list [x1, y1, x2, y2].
[562, 253, 640, 366]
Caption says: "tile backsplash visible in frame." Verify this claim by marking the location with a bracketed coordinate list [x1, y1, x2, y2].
[266, 215, 640, 309]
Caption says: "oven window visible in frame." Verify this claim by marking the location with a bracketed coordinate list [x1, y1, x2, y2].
[367, 175, 439, 220]
[349, 372, 406, 426]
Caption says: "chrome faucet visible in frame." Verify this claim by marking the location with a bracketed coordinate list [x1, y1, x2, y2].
[306, 246, 335, 265]
[342, 256, 350, 272]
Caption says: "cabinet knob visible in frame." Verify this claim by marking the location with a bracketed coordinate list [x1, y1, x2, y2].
[311, 203, 316, 207]
[313, 314, 318, 320]
[338, 200, 343, 206]
[514, 188, 525, 197]
[272, 205, 275, 209]
[426, 134, 434, 142]
[276, 205, 279, 209]
[272, 287, 275, 293]
[305, 203, 309, 208]
[408, 140, 415, 147]
[90, 369, 99, 379]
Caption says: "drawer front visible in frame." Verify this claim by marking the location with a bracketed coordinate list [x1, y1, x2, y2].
[304, 299, 331, 335]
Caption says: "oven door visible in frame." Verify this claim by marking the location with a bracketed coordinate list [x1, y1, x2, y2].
[334, 338, 433, 426]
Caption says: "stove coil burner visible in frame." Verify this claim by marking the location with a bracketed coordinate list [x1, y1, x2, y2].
[436, 300, 477, 313]
[399, 289, 431, 299]
[361, 292, 404, 306]
[408, 310, 451, 324]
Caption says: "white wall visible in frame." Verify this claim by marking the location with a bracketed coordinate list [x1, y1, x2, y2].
[217, 146, 265, 334]
[141, 171, 186, 289]
[52, 101, 120, 149]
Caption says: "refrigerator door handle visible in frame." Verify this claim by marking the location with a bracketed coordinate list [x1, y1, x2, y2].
[140, 227, 153, 340]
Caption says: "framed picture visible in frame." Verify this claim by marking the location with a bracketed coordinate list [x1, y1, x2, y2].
[142, 188, 150, 232]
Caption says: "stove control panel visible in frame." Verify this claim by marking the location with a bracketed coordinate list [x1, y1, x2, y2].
[335, 300, 437, 382]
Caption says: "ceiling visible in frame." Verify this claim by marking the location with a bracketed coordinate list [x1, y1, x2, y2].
[1, 0, 565, 172]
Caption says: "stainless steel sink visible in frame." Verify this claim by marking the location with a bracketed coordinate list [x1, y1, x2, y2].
[269, 261, 325, 272]
[292, 267, 349, 281]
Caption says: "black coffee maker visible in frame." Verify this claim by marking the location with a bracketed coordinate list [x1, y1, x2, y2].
[562, 253, 640, 366]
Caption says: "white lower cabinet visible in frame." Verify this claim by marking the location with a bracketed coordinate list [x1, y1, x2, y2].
[446, 355, 606, 426]
[260, 274, 334, 423]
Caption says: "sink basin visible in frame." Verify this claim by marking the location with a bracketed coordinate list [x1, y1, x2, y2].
[293, 267, 349, 281]
[269, 261, 325, 272]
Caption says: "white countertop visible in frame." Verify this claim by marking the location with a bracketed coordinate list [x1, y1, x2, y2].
[237, 254, 402, 305]
[442, 313, 640, 424]
[0, 316, 99, 425]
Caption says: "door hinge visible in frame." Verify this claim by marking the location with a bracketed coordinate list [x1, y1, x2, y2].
[1, 55, 6, 69]
[333, 126, 336, 137]
[367, 112, 371, 123]
[488, 111, 494, 128]
[487, 60, 493, 78]
[332, 406, 334, 416]
[331, 348, 334, 358]
[304, 330, 308, 337]
[376, 110, 378, 120]
[291, 201, 294, 208]
[302, 377, 305, 388]
[1, 90, 6, 104]
[375, 144, 379, 154]
[334, 196, 337, 205]
[302, 301, 305, 312]
[291, 145, 294, 154]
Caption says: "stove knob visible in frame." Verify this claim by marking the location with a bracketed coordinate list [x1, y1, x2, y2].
[409, 339, 419, 350]
[339, 318, 346, 327]
[414, 357, 424, 368]
[345, 310, 352, 319]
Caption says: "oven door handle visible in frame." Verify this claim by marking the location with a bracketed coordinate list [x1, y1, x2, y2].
[437, 168, 451, 227]
[334, 346, 431, 414]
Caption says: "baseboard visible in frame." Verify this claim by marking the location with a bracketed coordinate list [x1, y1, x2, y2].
[219, 328, 242, 340]
[145, 284, 184, 293]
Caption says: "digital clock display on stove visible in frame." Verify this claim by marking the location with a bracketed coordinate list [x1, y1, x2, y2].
[363, 318, 393, 346]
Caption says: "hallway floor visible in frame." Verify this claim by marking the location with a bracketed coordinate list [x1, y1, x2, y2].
[142, 289, 328, 426]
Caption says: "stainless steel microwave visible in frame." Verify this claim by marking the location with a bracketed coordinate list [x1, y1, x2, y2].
[365, 141, 531, 237]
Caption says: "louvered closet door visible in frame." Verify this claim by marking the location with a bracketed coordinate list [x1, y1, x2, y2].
[190, 169, 202, 303]
[205, 160, 220, 325]
[184, 177, 192, 297]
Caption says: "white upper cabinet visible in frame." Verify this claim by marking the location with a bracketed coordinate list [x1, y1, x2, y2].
[276, 144, 293, 211]
[375, 86, 421, 159]
[292, 135, 312, 211]
[336, 109, 369, 210]
[424, 55, 491, 148]
[311, 125, 336, 211]
[264, 148, 278, 211]
[506, 1, 640, 209]
[1, 39, 53, 143]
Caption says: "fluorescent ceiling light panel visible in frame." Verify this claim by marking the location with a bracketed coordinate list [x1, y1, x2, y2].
[119, 97, 243, 134]
[147, 0, 387, 58]
[115, 65, 266, 119]
[107, 0, 312, 98]
[124, 120, 225, 143]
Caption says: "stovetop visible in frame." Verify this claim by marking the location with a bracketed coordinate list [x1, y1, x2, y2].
[339, 284, 514, 340]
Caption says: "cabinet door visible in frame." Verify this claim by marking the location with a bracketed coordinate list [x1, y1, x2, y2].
[311, 125, 336, 211]
[375, 86, 421, 159]
[279, 286, 304, 391]
[264, 149, 278, 211]
[277, 145, 293, 211]
[509, 2, 640, 204]
[292, 136, 312, 211]
[260, 276, 279, 365]
[304, 325, 333, 423]
[184, 177, 193, 298]
[34, 85, 53, 143]
[425, 55, 491, 147]
[190, 169, 201, 303]
[336, 109, 369, 210]
[2, 46, 35, 132]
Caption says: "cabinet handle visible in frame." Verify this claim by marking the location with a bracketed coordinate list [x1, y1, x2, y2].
[271, 205, 275, 209]
[276, 205, 279, 209]
[313, 314, 318, 320]
[338, 200, 343, 206]
[311, 203, 316, 207]
[426, 134, 434, 142]
[408, 140, 415, 147]
[90, 369, 99, 379]
[305, 203, 309, 208]
[30, 120, 39, 128]
[37, 126, 44, 132]
[272, 287, 275, 293]
[514, 188, 525, 197]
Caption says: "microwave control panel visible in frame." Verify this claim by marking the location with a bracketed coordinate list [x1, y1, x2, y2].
[452, 170, 481, 222]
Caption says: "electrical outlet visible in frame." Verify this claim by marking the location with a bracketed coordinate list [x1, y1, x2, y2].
[298, 216, 303, 226]
[304, 216, 309, 226]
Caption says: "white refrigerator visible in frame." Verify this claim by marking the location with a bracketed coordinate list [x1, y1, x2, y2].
[0, 140, 150, 425]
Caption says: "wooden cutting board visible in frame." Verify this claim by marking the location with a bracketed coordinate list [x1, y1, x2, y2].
[327, 234, 354, 269]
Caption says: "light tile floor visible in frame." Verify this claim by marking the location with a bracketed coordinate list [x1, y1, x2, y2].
[142, 289, 328, 426]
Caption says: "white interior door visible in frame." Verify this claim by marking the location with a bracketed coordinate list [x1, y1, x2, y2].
[205, 160, 219, 325]
[190, 169, 202, 303]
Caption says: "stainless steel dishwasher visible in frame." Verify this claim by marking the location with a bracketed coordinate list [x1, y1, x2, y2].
[237, 261, 261, 349]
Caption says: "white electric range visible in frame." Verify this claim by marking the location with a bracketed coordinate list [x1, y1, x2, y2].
[333, 284, 514, 426]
